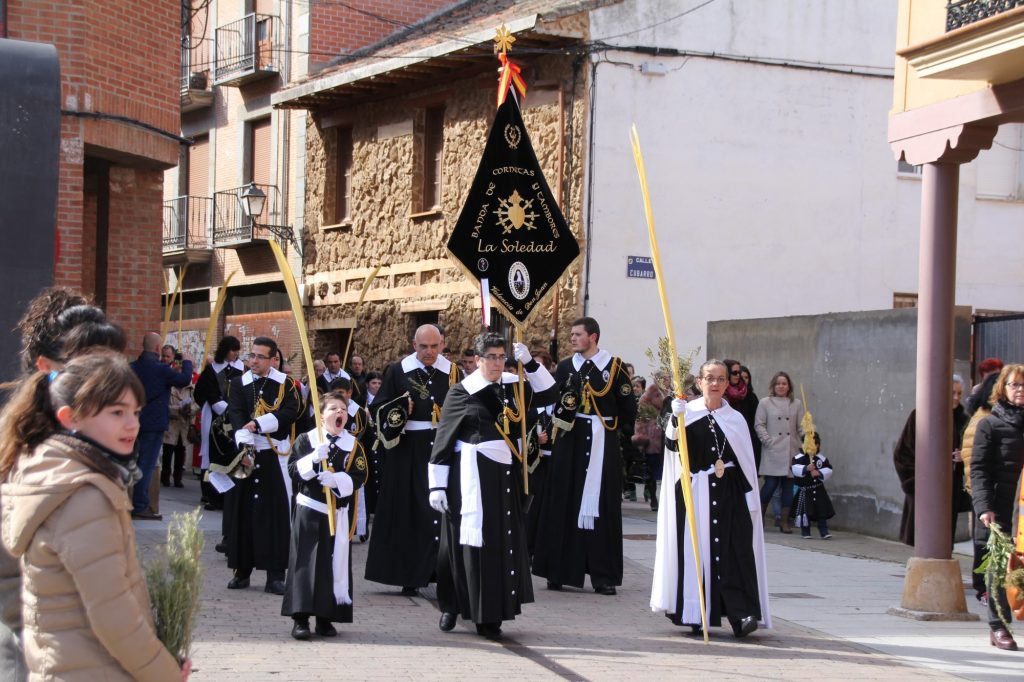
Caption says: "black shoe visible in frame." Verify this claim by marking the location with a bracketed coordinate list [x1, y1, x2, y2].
[732, 616, 758, 638]
[160, 479, 170, 487]
[651, 498, 659, 512]
[314, 619, 338, 637]
[358, 534, 368, 543]
[475, 622, 502, 640]
[227, 576, 250, 589]
[439, 612, 457, 632]
[546, 581, 562, 591]
[594, 585, 616, 596]
[174, 481, 184, 488]
[400, 586, 418, 596]
[291, 619, 311, 641]
[687, 625, 704, 637]
[205, 502, 223, 511]
[215, 542, 227, 554]
[265, 579, 286, 595]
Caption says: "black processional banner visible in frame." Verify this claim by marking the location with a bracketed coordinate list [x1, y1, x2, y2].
[447, 95, 579, 327]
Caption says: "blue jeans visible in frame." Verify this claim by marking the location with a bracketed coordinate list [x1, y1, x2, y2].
[133, 430, 164, 514]
[759, 475, 793, 518]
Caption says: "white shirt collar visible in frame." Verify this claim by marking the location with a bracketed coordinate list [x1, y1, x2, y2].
[242, 367, 288, 386]
[306, 428, 355, 451]
[401, 351, 452, 375]
[571, 348, 611, 371]
[462, 369, 519, 395]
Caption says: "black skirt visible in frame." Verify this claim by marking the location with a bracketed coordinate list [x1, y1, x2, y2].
[436, 452, 534, 624]
[224, 449, 291, 573]
[670, 466, 761, 628]
[282, 504, 353, 623]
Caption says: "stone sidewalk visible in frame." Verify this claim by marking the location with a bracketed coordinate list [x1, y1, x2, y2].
[133, 482, 1019, 681]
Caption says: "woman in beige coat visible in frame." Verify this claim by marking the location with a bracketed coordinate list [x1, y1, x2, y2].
[754, 371, 804, 533]
[0, 352, 188, 681]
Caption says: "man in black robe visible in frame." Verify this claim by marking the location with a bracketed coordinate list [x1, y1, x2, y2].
[224, 336, 299, 594]
[364, 324, 460, 593]
[532, 317, 636, 595]
[429, 333, 557, 638]
[194, 335, 243, 511]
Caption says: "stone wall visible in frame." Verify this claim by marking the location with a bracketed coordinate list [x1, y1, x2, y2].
[707, 307, 974, 541]
[303, 53, 588, 370]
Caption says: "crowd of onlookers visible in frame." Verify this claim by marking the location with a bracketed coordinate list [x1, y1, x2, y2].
[620, 359, 833, 538]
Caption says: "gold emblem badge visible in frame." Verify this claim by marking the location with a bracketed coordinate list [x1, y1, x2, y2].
[355, 456, 366, 471]
[504, 123, 521, 150]
[620, 383, 632, 396]
[495, 189, 537, 234]
[561, 393, 577, 410]
[387, 408, 404, 426]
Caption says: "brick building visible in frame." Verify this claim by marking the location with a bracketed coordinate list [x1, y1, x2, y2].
[3, 0, 182, 349]
[162, 0, 453, 377]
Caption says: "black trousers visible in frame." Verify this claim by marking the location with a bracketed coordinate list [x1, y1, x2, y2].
[161, 438, 185, 485]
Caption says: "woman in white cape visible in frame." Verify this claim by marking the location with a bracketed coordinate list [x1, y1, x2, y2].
[650, 359, 771, 637]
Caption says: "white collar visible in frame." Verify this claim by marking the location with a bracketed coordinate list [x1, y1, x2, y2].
[347, 401, 360, 416]
[462, 369, 519, 395]
[211, 361, 227, 373]
[572, 349, 611, 371]
[400, 351, 452, 375]
[213, 359, 244, 373]
[241, 367, 288, 386]
[322, 368, 351, 381]
[306, 428, 355, 451]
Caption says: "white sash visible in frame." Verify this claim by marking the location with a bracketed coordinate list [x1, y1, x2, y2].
[458, 439, 513, 547]
[295, 493, 352, 606]
[578, 414, 611, 530]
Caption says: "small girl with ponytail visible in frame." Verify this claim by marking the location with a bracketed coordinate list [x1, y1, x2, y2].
[0, 351, 190, 681]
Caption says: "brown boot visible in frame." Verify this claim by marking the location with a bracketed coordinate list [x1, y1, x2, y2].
[779, 507, 793, 534]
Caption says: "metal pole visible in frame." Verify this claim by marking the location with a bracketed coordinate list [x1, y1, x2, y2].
[914, 161, 958, 560]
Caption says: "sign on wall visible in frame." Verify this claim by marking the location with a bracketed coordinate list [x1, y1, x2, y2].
[626, 256, 655, 279]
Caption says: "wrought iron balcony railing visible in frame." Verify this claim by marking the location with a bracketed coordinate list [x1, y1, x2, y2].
[947, 0, 1024, 31]
[214, 13, 281, 86]
[181, 35, 213, 111]
[163, 196, 213, 263]
[213, 184, 292, 249]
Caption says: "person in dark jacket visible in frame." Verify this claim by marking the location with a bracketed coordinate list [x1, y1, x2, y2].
[893, 375, 969, 546]
[129, 332, 193, 519]
[724, 359, 760, 471]
[970, 363, 1024, 651]
[966, 358, 1004, 417]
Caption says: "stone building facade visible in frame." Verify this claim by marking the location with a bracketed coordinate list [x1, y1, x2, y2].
[279, 4, 591, 371]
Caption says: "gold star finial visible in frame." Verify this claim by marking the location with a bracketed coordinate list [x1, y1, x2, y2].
[494, 24, 515, 54]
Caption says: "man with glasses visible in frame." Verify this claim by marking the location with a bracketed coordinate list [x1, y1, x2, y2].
[532, 317, 636, 596]
[365, 324, 462, 594]
[429, 333, 557, 638]
[223, 336, 299, 594]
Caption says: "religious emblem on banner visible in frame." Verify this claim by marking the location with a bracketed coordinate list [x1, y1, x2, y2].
[447, 94, 579, 326]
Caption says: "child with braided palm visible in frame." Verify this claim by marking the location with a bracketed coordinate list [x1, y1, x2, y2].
[281, 390, 367, 639]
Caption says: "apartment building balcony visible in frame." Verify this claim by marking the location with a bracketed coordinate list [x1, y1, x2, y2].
[181, 36, 214, 112]
[163, 196, 213, 266]
[900, 1, 1024, 83]
[214, 14, 282, 87]
[213, 183, 292, 250]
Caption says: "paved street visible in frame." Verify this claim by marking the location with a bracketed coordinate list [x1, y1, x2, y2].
[133, 481, 1020, 681]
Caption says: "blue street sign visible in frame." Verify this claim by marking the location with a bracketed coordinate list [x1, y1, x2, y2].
[626, 256, 655, 280]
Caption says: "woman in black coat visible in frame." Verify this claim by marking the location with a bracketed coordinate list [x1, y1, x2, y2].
[970, 364, 1024, 651]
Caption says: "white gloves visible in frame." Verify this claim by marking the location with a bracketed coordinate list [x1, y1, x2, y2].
[429, 490, 448, 513]
[513, 342, 532, 365]
[313, 443, 331, 463]
[235, 429, 255, 446]
[317, 470, 354, 496]
[211, 400, 228, 415]
[671, 397, 687, 416]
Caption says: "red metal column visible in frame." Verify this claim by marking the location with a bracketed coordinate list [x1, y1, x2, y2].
[914, 162, 958, 560]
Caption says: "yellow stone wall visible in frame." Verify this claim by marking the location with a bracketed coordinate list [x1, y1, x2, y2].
[303, 54, 588, 370]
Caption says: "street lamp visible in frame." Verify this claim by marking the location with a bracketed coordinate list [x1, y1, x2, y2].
[240, 182, 266, 226]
